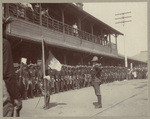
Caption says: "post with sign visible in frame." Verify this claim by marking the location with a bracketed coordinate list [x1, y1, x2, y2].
[115, 11, 132, 67]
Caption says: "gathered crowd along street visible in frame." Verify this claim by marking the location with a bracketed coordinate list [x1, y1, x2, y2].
[14, 63, 148, 100]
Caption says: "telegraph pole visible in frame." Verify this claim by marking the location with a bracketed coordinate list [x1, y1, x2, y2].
[115, 11, 132, 67]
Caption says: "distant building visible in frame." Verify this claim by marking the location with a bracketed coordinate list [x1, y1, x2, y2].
[131, 51, 148, 63]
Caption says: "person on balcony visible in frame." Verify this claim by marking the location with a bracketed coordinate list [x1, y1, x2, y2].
[18, 3, 34, 21]
[104, 35, 108, 45]
[73, 23, 78, 36]
[17, 3, 25, 18]
[98, 35, 103, 45]
[34, 4, 40, 13]
[20, 3, 34, 11]
[41, 8, 50, 18]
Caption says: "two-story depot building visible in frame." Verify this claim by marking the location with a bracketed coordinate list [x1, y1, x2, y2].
[3, 3, 147, 67]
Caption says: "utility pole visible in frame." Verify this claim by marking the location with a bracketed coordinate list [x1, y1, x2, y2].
[115, 11, 132, 67]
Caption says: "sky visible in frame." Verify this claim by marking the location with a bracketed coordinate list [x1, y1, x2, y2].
[83, 2, 147, 57]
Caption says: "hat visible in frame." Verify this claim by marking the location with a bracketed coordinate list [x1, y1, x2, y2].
[91, 56, 98, 62]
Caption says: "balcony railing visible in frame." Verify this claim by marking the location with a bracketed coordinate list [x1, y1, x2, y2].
[7, 3, 112, 47]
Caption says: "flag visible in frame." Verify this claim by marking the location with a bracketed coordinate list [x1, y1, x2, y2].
[43, 40, 62, 72]
[45, 51, 62, 71]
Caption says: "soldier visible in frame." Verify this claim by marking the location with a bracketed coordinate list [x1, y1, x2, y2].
[91, 56, 103, 108]
[54, 70, 59, 93]
[15, 67, 24, 99]
[68, 66, 73, 90]
[75, 65, 80, 89]
[50, 69, 55, 94]
[3, 16, 22, 117]
[86, 66, 91, 86]
[43, 69, 52, 109]
[28, 64, 34, 98]
[22, 65, 29, 99]
[58, 71, 61, 92]
[79, 65, 83, 88]
[34, 65, 40, 97]
[83, 66, 87, 87]
[64, 66, 68, 91]
[60, 66, 64, 92]
[36, 64, 43, 96]
[72, 66, 75, 89]
[66, 66, 70, 90]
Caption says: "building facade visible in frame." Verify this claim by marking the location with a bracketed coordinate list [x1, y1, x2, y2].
[3, 3, 147, 67]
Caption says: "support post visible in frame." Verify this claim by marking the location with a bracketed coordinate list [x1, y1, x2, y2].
[64, 54, 67, 64]
[90, 24, 94, 35]
[78, 18, 81, 30]
[61, 9, 65, 33]
[4, 4, 9, 18]
[81, 55, 83, 65]
[39, 3, 42, 26]
[115, 34, 118, 51]
[109, 34, 112, 52]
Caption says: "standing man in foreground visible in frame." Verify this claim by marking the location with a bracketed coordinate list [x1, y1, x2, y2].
[3, 16, 22, 117]
[91, 56, 103, 108]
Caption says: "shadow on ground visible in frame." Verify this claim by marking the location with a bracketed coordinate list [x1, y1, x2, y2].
[46, 102, 67, 109]
[93, 102, 98, 107]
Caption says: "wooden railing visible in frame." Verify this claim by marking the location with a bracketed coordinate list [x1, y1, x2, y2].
[7, 3, 113, 48]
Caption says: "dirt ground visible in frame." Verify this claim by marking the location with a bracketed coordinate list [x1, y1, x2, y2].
[20, 79, 148, 117]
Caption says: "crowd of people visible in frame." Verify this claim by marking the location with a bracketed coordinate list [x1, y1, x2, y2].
[14, 62, 148, 100]
[130, 67, 148, 79]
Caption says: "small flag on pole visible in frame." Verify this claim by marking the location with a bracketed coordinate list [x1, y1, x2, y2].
[42, 39, 62, 108]
[46, 51, 62, 71]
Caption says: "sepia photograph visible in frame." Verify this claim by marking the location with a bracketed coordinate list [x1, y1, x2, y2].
[2, 1, 148, 117]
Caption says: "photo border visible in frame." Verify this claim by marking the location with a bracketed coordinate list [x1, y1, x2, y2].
[0, 0, 149, 119]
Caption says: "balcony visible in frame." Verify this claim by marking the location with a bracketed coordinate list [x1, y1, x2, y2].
[6, 3, 118, 57]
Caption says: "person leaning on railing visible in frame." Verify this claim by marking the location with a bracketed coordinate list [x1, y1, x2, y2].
[73, 23, 78, 36]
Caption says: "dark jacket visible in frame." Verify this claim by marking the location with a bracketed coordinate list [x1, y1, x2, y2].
[3, 38, 20, 100]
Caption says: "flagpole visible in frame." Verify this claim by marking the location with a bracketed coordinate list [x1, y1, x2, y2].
[42, 37, 47, 107]
[40, 3, 46, 108]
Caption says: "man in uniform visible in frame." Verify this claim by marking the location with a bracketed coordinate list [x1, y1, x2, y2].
[91, 56, 103, 108]
[3, 16, 22, 117]
[63, 66, 67, 91]
[76, 65, 80, 89]
[68, 66, 72, 90]
[43, 69, 51, 109]
[55, 70, 59, 93]
[22, 64, 29, 99]
[28, 64, 34, 98]
[50, 69, 55, 94]
[60, 65, 65, 92]
[72, 68, 75, 89]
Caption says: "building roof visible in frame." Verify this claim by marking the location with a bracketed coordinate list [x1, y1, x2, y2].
[41, 3, 123, 36]
[69, 3, 123, 35]
[130, 51, 148, 63]
[118, 51, 148, 63]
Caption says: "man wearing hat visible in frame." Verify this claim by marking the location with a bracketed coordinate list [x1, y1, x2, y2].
[91, 56, 103, 108]
[3, 16, 22, 116]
